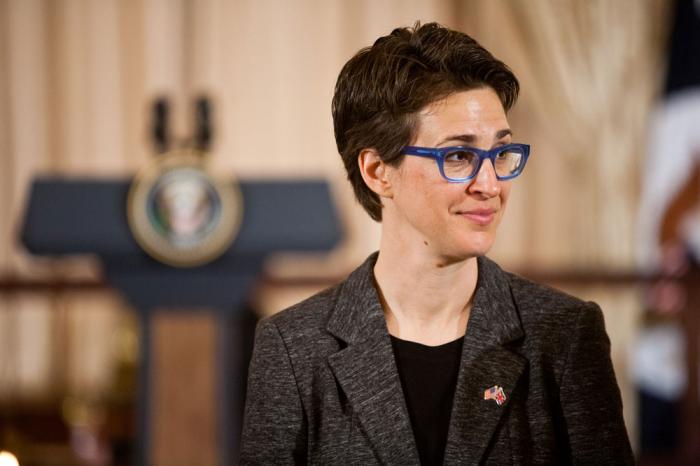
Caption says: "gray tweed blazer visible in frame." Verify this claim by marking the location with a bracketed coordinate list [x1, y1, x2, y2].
[240, 253, 634, 465]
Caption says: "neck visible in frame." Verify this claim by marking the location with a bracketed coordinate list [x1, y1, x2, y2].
[373, 226, 478, 346]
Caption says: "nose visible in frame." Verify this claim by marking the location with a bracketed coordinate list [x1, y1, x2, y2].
[467, 159, 500, 197]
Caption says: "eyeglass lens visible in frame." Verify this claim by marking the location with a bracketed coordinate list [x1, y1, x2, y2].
[443, 148, 523, 180]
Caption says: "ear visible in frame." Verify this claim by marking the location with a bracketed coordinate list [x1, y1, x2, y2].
[358, 149, 394, 198]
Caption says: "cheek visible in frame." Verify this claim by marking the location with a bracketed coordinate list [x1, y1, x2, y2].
[499, 182, 512, 209]
[401, 172, 452, 230]
[396, 164, 439, 202]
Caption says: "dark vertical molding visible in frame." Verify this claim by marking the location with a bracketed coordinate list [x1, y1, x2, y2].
[217, 311, 235, 466]
[136, 310, 152, 466]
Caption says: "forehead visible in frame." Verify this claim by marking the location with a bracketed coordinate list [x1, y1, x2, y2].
[414, 88, 509, 144]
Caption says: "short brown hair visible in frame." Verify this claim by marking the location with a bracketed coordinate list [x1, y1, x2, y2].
[332, 22, 519, 221]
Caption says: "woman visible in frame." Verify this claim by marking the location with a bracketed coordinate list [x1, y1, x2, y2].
[240, 22, 633, 465]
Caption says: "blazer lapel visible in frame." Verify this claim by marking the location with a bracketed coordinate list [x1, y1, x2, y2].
[326, 253, 421, 465]
[325, 254, 525, 465]
[443, 256, 526, 465]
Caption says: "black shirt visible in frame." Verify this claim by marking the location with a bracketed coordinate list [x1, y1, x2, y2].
[390, 335, 464, 466]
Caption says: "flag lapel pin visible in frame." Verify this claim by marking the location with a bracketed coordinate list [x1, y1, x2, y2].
[484, 385, 507, 406]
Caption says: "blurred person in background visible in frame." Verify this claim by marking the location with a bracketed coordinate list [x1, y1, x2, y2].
[635, 0, 700, 461]
[241, 22, 633, 465]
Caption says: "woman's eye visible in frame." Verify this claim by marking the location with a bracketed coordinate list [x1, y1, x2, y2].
[445, 150, 474, 162]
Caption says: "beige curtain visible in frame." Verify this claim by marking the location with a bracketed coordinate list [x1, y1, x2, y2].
[455, 0, 670, 270]
[0, 0, 457, 404]
[0, 1, 671, 444]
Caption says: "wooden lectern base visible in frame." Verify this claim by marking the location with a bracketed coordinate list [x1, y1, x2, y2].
[150, 311, 218, 466]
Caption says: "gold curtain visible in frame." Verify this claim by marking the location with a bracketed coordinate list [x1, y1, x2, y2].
[455, 0, 670, 269]
[0, 1, 671, 444]
[0, 0, 457, 404]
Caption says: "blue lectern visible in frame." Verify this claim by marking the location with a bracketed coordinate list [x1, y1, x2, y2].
[21, 177, 341, 465]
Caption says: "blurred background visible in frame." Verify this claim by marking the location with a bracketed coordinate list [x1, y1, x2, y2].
[1, 0, 699, 465]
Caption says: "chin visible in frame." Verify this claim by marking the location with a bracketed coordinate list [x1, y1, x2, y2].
[435, 237, 495, 265]
[458, 232, 496, 258]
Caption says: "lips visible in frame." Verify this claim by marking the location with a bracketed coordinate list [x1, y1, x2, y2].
[458, 208, 497, 226]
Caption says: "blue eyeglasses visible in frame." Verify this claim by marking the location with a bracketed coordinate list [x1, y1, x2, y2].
[400, 143, 530, 182]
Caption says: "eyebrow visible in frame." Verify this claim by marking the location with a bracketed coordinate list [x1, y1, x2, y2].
[437, 129, 513, 146]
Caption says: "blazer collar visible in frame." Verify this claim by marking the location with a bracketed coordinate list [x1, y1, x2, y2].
[326, 252, 420, 464]
[466, 254, 524, 345]
[325, 252, 524, 346]
[325, 252, 386, 344]
[443, 255, 526, 465]
[325, 252, 525, 465]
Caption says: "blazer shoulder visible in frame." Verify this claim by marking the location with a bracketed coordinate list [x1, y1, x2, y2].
[503, 271, 606, 361]
[505, 270, 596, 318]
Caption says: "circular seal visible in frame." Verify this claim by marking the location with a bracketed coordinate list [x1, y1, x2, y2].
[127, 150, 243, 267]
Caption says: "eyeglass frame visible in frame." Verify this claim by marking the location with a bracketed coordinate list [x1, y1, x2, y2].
[400, 143, 531, 183]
